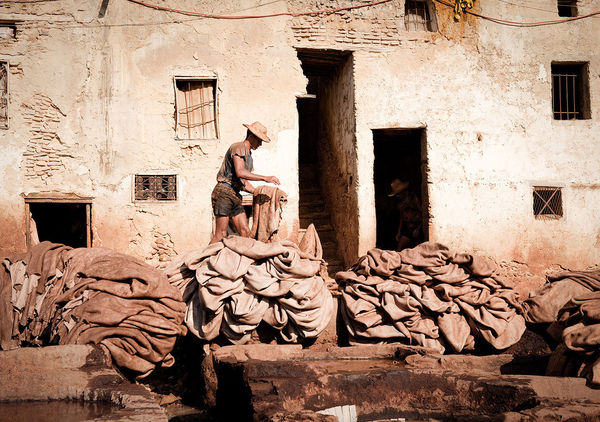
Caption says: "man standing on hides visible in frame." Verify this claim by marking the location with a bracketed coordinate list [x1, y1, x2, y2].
[210, 121, 280, 244]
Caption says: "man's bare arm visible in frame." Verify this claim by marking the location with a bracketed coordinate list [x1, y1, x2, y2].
[233, 155, 280, 185]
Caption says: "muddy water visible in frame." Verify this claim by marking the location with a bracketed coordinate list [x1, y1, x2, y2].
[0, 400, 119, 421]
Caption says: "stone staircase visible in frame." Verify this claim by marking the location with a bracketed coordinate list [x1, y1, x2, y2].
[299, 167, 345, 277]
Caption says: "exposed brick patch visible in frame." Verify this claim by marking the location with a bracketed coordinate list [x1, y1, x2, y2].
[149, 230, 177, 269]
[291, 15, 403, 47]
[9, 62, 24, 76]
[495, 260, 547, 299]
[21, 94, 72, 181]
[289, 0, 404, 48]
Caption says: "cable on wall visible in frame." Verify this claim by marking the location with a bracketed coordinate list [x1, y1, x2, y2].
[433, 0, 600, 26]
[124, 0, 394, 19]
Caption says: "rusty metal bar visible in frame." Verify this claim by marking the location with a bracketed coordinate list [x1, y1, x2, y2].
[533, 187, 562, 218]
[98, 0, 110, 18]
[553, 71, 579, 120]
[135, 175, 177, 200]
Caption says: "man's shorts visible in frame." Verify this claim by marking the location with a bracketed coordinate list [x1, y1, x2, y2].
[211, 182, 245, 217]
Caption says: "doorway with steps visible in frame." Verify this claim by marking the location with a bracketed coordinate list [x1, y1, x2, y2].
[297, 97, 344, 277]
[296, 48, 352, 277]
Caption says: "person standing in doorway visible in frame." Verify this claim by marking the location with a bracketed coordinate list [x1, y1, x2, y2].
[210, 121, 280, 244]
[388, 178, 423, 251]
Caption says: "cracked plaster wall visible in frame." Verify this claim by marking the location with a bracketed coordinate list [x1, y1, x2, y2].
[0, 0, 304, 261]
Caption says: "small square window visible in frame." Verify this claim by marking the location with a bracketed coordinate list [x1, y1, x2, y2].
[557, 0, 577, 17]
[533, 187, 563, 219]
[0, 62, 7, 129]
[551, 62, 590, 120]
[0, 22, 16, 40]
[174, 78, 218, 140]
[405, 0, 435, 32]
[135, 175, 177, 201]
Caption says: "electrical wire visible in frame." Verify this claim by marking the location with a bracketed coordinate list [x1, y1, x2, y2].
[125, 0, 394, 19]
[433, 0, 600, 26]
[0, 0, 59, 3]
[496, 0, 561, 15]
[496, 0, 599, 19]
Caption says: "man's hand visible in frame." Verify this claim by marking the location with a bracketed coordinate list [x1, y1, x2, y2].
[264, 175, 280, 185]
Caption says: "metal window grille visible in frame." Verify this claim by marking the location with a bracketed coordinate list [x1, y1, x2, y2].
[405, 0, 432, 31]
[135, 175, 177, 201]
[0, 62, 7, 129]
[557, 0, 577, 17]
[552, 64, 584, 120]
[533, 187, 562, 219]
[175, 79, 217, 139]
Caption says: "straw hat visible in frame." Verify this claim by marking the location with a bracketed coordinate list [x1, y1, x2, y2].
[243, 121, 271, 143]
[388, 179, 409, 197]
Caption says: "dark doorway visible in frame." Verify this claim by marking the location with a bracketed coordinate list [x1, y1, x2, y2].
[29, 202, 90, 248]
[373, 128, 428, 250]
[296, 48, 352, 275]
[297, 96, 318, 166]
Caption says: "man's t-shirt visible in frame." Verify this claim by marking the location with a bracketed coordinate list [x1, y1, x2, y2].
[216, 141, 254, 192]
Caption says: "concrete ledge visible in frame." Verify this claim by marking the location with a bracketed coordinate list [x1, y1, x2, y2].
[0, 345, 166, 421]
[212, 343, 432, 364]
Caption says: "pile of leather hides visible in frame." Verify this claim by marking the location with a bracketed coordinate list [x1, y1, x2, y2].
[523, 269, 600, 386]
[335, 242, 525, 353]
[0, 241, 186, 377]
[165, 232, 334, 344]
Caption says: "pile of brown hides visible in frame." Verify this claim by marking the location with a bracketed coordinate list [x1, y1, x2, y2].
[165, 233, 334, 344]
[0, 241, 186, 377]
[523, 269, 600, 386]
[336, 242, 525, 353]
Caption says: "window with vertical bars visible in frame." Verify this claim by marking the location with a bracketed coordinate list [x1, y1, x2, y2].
[405, 0, 433, 31]
[533, 187, 563, 219]
[175, 78, 217, 139]
[0, 62, 7, 129]
[552, 63, 589, 120]
[557, 0, 577, 17]
[135, 175, 177, 201]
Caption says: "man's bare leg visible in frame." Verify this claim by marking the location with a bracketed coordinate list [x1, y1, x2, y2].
[230, 212, 251, 238]
[210, 216, 230, 244]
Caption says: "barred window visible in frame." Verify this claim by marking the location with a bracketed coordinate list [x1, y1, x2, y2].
[557, 0, 577, 17]
[405, 0, 434, 32]
[533, 187, 563, 219]
[135, 175, 177, 201]
[552, 62, 590, 120]
[0, 62, 7, 129]
[174, 78, 218, 140]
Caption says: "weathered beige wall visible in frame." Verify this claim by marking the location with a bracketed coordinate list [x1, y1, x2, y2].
[353, 0, 600, 271]
[1, 0, 599, 279]
[0, 0, 306, 263]
[291, 0, 600, 274]
[318, 56, 359, 265]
